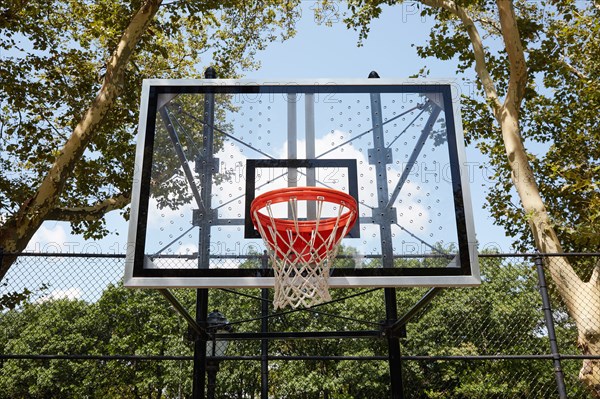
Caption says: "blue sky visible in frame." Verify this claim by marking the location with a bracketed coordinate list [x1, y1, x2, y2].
[256, 3, 443, 79]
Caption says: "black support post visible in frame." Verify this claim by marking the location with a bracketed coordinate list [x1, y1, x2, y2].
[192, 66, 218, 399]
[368, 71, 404, 399]
[206, 361, 219, 399]
[385, 288, 404, 399]
[193, 289, 209, 399]
[261, 251, 270, 399]
[535, 255, 568, 399]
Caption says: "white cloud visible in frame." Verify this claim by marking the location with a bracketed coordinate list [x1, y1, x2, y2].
[26, 223, 70, 252]
[37, 288, 83, 303]
[147, 197, 194, 228]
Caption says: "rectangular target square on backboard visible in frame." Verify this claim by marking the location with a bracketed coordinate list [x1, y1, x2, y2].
[244, 158, 360, 239]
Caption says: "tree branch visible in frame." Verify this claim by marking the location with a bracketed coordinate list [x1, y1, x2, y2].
[496, 0, 528, 111]
[419, 0, 502, 117]
[560, 56, 590, 81]
[46, 194, 131, 223]
[475, 16, 502, 36]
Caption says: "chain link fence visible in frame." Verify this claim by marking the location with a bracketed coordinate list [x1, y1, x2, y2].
[0, 253, 598, 398]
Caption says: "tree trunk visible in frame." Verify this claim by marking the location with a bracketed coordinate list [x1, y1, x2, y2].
[0, 0, 162, 279]
[498, 104, 600, 395]
[418, 0, 600, 394]
[495, 1, 600, 394]
[574, 274, 600, 396]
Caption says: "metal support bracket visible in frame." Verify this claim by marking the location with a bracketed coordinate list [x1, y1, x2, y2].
[381, 320, 407, 339]
[386, 288, 442, 337]
[368, 147, 393, 165]
[194, 155, 220, 174]
[368, 206, 398, 225]
[192, 209, 219, 227]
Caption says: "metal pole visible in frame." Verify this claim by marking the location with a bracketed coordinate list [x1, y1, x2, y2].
[158, 289, 206, 339]
[287, 93, 298, 218]
[206, 361, 219, 399]
[388, 288, 441, 336]
[305, 93, 316, 219]
[535, 255, 568, 399]
[193, 66, 218, 399]
[368, 71, 394, 269]
[193, 290, 209, 399]
[198, 66, 217, 266]
[385, 288, 404, 399]
[261, 251, 270, 399]
[368, 70, 404, 399]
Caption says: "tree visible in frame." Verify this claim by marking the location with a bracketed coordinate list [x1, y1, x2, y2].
[401, 256, 586, 398]
[0, 286, 195, 398]
[266, 287, 390, 398]
[0, 298, 99, 398]
[338, 0, 600, 395]
[0, 0, 301, 276]
[91, 285, 194, 398]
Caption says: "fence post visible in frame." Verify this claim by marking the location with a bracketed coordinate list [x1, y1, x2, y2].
[261, 251, 269, 399]
[535, 254, 568, 399]
[385, 288, 404, 399]
[193, 289, 209, 399]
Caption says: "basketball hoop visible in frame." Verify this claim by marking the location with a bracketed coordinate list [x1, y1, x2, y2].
[251, 187, 358, 309]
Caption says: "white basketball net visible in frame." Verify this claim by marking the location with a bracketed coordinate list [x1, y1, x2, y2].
[253, 195, 355, 309]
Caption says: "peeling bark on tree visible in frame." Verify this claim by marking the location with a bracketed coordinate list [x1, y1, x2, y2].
[0, 0, 162, 278]
[419, 0, 600, 395]
[575, 277, 600, 396]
